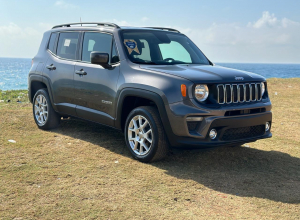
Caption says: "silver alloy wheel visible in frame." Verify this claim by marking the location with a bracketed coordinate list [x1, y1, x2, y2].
[128, 115, 153, 156]
[34, 94, 48, 126]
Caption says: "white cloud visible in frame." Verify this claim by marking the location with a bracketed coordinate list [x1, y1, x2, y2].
[173, 11, 300, 63]
[141, 17, 149, 22]
[250, 11, 278, 28]
[54, 1, 78, 9]
[109, 19, 131, 26]
[0, 23, 51, 58]
[0, 11, 299, 63]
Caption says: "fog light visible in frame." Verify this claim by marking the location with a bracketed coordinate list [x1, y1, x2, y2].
[265, 122, 270, 131]
[186, 117, 203, 122]
[209, 129, 217, 139]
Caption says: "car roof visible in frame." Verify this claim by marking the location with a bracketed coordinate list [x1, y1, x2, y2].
[50, 22, 181, 34]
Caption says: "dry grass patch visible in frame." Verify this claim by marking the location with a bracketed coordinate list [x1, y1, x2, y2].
[0, 79, 299, 219]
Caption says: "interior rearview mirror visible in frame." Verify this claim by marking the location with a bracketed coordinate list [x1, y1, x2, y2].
[90, 52, 111, 69]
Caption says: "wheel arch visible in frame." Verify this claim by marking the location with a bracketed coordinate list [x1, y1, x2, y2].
[28, 74, 57, 111]
[115, 88, 175, 143]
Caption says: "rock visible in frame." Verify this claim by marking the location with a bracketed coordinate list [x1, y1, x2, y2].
[0, 100, 4, 102]
[8, 140, 16, 143]
[275, 92, 278, 95]
[115, 160, 119, 164]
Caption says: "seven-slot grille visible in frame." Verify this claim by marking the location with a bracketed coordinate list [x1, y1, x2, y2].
[217, 83, 262, 104]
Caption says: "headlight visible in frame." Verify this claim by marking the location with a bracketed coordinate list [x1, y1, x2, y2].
[195, 84, 209, 102]
[261, 82, 265, 97]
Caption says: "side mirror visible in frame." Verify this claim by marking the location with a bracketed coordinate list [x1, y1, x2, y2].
[90, 52, 111, 68]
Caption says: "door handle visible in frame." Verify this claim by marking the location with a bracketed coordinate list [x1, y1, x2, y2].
[75, 69, 87, 75]
[46, 64, 56, 70]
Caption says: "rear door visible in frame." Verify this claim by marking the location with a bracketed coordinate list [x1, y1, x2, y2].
[44, 32, 80, 115]
[73, 32, 120, 126]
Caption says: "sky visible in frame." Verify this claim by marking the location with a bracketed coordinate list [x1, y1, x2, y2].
[0, 0, 299, 63]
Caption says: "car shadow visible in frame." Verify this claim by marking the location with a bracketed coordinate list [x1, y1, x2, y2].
[53, 118, 300, 204]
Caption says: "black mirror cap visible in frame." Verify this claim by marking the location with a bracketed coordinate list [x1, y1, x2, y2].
[91, 51, 109, 65]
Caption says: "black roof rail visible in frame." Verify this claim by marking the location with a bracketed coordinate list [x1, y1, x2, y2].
[52, 22, 120, 29]
[144, 27, 180, 33]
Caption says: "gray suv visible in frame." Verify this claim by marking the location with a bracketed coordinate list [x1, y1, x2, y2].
[28, 22, 272, 162]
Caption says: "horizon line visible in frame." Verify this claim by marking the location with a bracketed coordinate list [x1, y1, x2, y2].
[0, 57, 300, 65]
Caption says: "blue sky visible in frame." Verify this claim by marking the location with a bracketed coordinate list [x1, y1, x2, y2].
[0, 0, 299, 63]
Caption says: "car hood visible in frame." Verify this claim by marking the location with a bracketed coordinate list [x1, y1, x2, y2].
[140, 64, 265, 83]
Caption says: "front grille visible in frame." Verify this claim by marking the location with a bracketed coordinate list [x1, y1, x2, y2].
[221, 125, 265, 141]
[217, 83, 262, 104]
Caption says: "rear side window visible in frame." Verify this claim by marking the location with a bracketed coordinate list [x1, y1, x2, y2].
[56, 32, 79, 60]
[82, 32, 112, 63]
[48, 33, 57, 54]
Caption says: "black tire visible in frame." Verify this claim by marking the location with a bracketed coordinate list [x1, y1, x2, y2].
[124, 106, 169, 162]
[32, 88, 60, 130]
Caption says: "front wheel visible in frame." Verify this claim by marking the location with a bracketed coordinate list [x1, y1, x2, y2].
[124, 106, 169, 162]
[32, 88, 60, 130]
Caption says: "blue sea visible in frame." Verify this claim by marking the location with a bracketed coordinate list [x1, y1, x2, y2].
[0, 57, 299, 90]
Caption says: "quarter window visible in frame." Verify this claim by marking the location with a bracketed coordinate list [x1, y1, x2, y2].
[82, 32, 112, 63]
[56, 32, 79, 60]
[111, 42, 120, 63]
[48, 33, 57, 54]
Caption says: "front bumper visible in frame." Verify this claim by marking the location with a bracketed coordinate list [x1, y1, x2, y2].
[164, 101, 272, 147]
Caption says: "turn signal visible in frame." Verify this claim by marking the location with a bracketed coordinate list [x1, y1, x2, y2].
[181, 84, 187, 97]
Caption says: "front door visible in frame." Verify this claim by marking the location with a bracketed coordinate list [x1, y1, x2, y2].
[73, 32, 120, 126]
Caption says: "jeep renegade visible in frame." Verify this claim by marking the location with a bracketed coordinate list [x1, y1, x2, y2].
[28, 22, 272, 162]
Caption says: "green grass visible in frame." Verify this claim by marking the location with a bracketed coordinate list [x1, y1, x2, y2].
[0, 79, 299, 219]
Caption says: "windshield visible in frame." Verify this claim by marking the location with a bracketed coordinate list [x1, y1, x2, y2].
[120, 30, 211, 65]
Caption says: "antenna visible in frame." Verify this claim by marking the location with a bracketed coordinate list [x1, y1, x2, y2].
[80, 17, 82, 26]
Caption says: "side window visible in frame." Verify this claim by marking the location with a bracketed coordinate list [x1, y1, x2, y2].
[133, 39, 151, 61]
[48, 33, 57, 54]
[56, 32, 79, 60]
[159, 41, 192, 63]
[111, 41, 120, 63]
[82, 32, 112, 63]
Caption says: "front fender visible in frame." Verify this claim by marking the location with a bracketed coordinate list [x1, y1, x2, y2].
[115, 88, 178, 144]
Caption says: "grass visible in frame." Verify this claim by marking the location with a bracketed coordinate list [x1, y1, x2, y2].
[0, 78, 300, 219]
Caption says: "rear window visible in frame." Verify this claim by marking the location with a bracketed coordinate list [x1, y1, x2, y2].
[56, 32, 79, 60]
[48, 33, 57, 54]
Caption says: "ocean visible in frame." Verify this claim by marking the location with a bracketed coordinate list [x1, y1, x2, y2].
[0, 57, 299, 91]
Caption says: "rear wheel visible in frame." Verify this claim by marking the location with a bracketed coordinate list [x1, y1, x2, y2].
[32, 89, 60, 130]
[124, 106, 169, 162]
